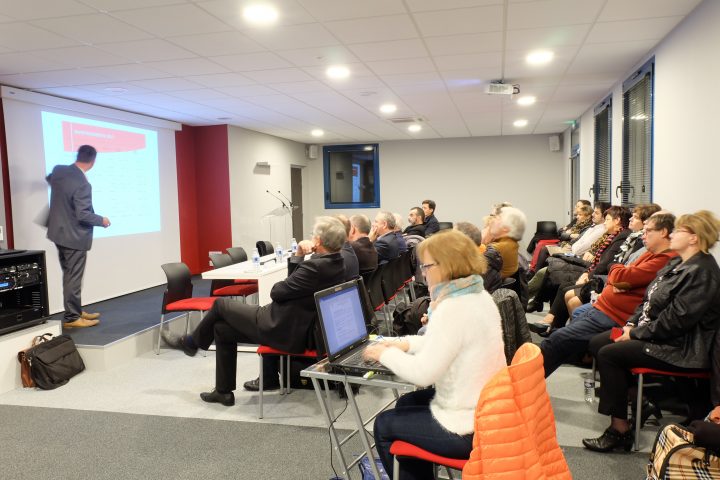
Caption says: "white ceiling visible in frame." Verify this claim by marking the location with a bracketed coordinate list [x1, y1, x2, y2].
[0, 0, 703, 143]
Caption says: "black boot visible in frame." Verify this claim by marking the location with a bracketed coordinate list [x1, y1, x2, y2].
[200, 389, 235, 406]
[631, 400, 663, 428]
[582, 427, 634, 453]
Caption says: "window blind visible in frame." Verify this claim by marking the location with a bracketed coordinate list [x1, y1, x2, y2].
[593, 98, 611, 203]
[621, 59, 654, 207]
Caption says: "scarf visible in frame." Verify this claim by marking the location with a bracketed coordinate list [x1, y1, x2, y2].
[589, 232, 610, 256]
[427, 274, 484, 320]
[614, 231, 643, 264]
[569, 217, 593, 235]
[588, 228, 626, 273]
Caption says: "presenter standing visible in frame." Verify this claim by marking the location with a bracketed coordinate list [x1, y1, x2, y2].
[47, 145, 110, 328]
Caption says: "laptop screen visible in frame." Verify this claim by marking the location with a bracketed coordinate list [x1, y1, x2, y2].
[317, 282, 368, 357]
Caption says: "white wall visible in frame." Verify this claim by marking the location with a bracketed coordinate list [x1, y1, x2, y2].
[573, 0, 719, 254]
[227, 126, 308, 252]
[304, 134, 567, 247]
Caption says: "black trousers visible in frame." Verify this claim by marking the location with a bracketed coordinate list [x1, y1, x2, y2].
[192, 297, 265, 393]
[56, 245, 87, 321]
[589, 332, 705, 420]
[549, 283, 580, 328]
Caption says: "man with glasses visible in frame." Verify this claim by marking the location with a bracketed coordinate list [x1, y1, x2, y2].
[540, 212, 678, 377]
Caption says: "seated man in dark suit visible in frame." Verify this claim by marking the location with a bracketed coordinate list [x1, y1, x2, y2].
[349, 214, 378, 273]
[162, 216, 347, 405]
[372, 211, 400, 264]
[422, 199, 440, 236]
[403, 207, 426, 237]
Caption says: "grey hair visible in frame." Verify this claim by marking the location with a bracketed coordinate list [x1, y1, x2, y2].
[350, 214, 371, 234]
[393, 213, 404, 231]
[455, 221, 483, 246]
[378, 211, 396, 230]
[498, 206, 527, 240]
[313, 216, 346, 252]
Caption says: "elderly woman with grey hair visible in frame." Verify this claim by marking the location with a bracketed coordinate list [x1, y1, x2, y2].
[162, 216, 347, 403]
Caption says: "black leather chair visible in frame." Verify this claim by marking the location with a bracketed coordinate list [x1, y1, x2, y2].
[536, 221, 558, 236]
[226, 247, 248, 263]
[437, 222, 454, 231]
[256, 240, 273, 256]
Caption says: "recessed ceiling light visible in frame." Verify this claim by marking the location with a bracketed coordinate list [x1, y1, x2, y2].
[513, 119, 528, 127]
[326, 65, 350, 80]
[104, 87, 128, 94]
[379, 103, 397, 114]
[517, 95, 536, 106]
[242, 4, 279, 25]
[311, 129, 324, 137]
[526, 50, 554, 65]
[408, 124, 422, 133]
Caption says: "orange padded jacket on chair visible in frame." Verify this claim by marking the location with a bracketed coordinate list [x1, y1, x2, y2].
[462, 343, 571, 480]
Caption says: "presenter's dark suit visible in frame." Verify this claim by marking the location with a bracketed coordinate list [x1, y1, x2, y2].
[351, 237, 378, 273]
[192, 252, 345, 393]
[46, 164, 104, 321]
[375, 232, 400, 265]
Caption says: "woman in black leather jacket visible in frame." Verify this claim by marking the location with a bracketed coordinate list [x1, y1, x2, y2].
[583, 210, 720, 453]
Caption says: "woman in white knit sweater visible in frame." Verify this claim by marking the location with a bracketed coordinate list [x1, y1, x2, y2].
[365, 229, 506, 479]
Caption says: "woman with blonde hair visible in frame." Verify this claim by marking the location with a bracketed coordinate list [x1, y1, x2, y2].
[365, 229, 506, 479]
[584, 210, 720, 452]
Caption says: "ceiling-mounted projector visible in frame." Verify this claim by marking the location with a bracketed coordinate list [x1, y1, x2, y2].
[485, 83, 519, 95]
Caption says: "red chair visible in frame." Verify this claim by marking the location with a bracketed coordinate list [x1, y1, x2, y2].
[209, 253, 258, 302]
[630, 367, 711, 450]
[390, 441, 466, 480]
[256, 345, 320, 419]
[530, 238, 560, 271]
[157, 262, 218, 354]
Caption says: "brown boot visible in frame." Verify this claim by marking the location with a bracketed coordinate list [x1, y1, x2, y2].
[64, 318, 100, 328]
[81, 311, 101, 320]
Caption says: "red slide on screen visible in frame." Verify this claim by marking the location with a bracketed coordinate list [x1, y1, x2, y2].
[62, 121, 146, 153]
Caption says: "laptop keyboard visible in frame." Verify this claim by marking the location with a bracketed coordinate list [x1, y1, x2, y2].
[342, 348, 384, 369]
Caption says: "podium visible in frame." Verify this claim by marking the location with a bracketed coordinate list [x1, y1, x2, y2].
[262, 205, 294, 247]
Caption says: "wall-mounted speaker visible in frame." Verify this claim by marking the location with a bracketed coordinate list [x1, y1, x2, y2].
[548, 135, 561, 152]
[306, 144, 319, 159]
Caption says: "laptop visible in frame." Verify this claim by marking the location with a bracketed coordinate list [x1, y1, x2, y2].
[314, 278, 393, 376]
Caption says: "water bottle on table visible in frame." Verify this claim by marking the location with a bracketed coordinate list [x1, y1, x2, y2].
[290, 237, 298, 255]
[252, 248, 260, 272]
[275, 242, 283, 264]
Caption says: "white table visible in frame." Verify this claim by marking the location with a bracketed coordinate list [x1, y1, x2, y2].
[201, 253, 288, 305]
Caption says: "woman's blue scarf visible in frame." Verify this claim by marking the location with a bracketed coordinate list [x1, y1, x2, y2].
[427, 274, 485, 320]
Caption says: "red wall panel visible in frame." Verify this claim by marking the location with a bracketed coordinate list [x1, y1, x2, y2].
[0, 100, 14, 248]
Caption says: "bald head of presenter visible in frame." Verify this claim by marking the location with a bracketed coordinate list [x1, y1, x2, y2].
[46, 144, 111, 328]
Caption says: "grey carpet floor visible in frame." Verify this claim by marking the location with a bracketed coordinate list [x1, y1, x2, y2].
[0, 404, 648, 480]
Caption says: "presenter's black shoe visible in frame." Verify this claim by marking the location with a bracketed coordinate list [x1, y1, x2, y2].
[161, 331, 198, 357]
[200, 389, 235, 407]
[243, 377, 280, 392]
[582, 427, 634, 452]
[527, 321, 552, 335]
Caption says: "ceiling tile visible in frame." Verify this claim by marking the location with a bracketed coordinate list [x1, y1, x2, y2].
[244, 23, 340, 50]
[168, 31, 265, 57]
[196, 0, 316, 29]
[297, 0, 406, 21]
[506, 25, 592, 51]
[567, 40, 656, 75]
[36, 46, 132, 68]
[413, 5, 503, 36]
[80, 0, 187, 11]
[276, 45, 359, 67]
[90, 64, 171, 81]
[550, 84, 609, 103]
[31, 14, 153, 45]
[324, 15, 419, 44]
[433, 52, 502, 70]
[0, 69, 112, 88]
[406, 0, 502, 12]
[96, 39, 196, 63]
[185, 73, 256, 87]
[598, 0, 703, 22]
[348, 39, 428, 62]
[0, 23, 80, 51]
[0, 52, 66, 74]
[366, 57, 436, 76]
[113, 4, 231, 37]
[424, 32, 503, 56]
[147, 58, 230, 76]
[215, 85, 278, 97]
[77, 83, 154, 95]
[507, 0, 605, 29]
[302, 63, 377, 81]
[586, 17, 684, 44]
[211, 52, 292, 71]
[168, 89, 232, 101]
[0, 0, 94, 20]
[440, 68, 503, 84]
[380, 71, 444, 86]
[270, 81, 329, 94]
[130, 77, 204, 92]
[243, 68, 314, 84]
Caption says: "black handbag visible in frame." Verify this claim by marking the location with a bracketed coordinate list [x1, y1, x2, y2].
[26, 334, 85, 390]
